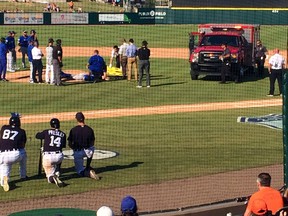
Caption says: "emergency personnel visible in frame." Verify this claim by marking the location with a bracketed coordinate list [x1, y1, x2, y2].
[68, 112, 100, 180]
[255, 40, 268, 77]
[36, 118, 66, 187]
[219, 43, 231, 84]
[0, 114, 27, 192]
[267, 48, 285, 97]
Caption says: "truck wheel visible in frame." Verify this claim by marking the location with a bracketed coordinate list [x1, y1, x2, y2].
[190, 68, 198, 80]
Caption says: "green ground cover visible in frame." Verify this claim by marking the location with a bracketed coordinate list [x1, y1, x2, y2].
[1, 106, 282, 200]
[0, 25, 286, 49]
[0, 24, 286, 201]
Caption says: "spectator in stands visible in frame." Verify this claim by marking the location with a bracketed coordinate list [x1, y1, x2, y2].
[121, 195, 138, 216]
[68, 1, 74, 12]
[244, 173, 283, 216]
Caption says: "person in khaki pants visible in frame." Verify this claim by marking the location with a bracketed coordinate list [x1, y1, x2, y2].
[125, 38, 138, 81]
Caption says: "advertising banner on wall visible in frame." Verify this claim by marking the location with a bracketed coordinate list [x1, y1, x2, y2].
[51, 13, 88, 24]
[4, 13, 43, 24]
[98, 14, 129, 24]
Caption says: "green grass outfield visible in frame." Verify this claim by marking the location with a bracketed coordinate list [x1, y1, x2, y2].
[0, 25, 286, 202]
[0, 25, 287, 49]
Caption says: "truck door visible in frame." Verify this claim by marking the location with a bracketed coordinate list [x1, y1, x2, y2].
[241, 36, 253, 66]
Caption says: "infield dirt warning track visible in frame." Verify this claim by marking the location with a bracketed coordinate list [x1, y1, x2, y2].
[0, 98, 282, 125]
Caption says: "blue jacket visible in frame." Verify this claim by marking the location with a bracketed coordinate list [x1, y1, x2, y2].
[18, 35, 29, 48]
[27, 44, 34, 62]
[5, 36, 15, 51]
[0, 43, 8, 60]
[88, 54, 106, 73]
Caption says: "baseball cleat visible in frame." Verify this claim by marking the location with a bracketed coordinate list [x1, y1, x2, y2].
[89, 169, 100, 180]
[3, 176, 9, 192]
[52, 175, 65, 188]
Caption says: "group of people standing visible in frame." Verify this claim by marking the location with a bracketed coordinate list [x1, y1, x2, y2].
[0, 112, 99, 192]
[0, 29, 64, 86]
[219, 40, 286, 97]
[107, 38, 151, 88]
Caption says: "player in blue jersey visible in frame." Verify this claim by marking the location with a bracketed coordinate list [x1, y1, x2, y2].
[0, 37, 8, 81]
[5, 31, 18, 72]
[17, 30, 29, 68]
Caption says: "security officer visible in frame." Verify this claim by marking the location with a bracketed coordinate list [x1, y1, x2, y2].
[219, 43, 231, 84]
[137, 40, 150, 88]
[52, 39, 63, 86]
[255, 40, 268, 77]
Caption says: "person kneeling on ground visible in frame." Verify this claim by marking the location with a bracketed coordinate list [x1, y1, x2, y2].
[87, 49, 108, 83]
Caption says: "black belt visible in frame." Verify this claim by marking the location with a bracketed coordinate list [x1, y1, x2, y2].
[0, 148, 18, 153]
[43, 151, 61, 154]
[74, 149, 83, 151]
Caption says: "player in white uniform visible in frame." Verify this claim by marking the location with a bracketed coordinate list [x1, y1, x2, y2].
[45, 38, 54, 84]
[0, 114, 27, 192]
[36, 118, 66, 187]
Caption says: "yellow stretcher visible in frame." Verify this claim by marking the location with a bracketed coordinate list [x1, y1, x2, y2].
[107, 67, 122, 77]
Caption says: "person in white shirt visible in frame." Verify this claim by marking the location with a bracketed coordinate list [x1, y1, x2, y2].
[267, 48, 285, 96]
[45, 38, 54, 84]
[118, 38, 129, 79]
[31, 41, 44, 83]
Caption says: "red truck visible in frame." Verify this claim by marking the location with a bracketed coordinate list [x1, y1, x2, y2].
[189, 24, 260, 80]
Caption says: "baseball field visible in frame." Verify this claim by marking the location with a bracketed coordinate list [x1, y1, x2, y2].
[0, 24, 287, 215]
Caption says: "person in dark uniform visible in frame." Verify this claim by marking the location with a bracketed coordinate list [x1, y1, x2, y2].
[68, 112, 100, 180]
[219, 43, 231, 84]
[0, 115, 27, 192]
[36, 118, 66, 187]
[137, 40, 150, 88]
[17, 30, 29, 68]
[52, 39, 63, 86]
[255, 40, 268, 77]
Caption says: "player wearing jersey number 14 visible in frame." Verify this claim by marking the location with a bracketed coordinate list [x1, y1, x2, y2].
[35, 118, 66, 188]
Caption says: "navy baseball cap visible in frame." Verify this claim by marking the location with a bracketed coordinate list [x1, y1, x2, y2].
[9, 31, 16, 34]
[30, 30, 36, 34]
[75, 112, 85, 122]
[121, 196, 137, 214]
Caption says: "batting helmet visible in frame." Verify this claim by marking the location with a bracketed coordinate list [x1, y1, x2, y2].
[50, 118, 60, 129]
[9, 116, 21, 127]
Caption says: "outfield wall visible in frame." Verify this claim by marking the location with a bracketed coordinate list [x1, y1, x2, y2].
[0, 8, 288, 25]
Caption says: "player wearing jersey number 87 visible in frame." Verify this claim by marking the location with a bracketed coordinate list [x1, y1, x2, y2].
[35, 118, 66, 188]
[0, 114, 27, 192]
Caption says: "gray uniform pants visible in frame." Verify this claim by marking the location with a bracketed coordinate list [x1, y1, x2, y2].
[138, 60, 150, 86]
[52, 59, 61, 85]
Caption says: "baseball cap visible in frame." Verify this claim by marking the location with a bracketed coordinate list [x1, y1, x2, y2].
[97, 206, 114, 216]
[251, 199, 268, 216]
[23, 30, 27, 33]
[75, 112, 85, 122]
[48, 38, 54, 43]
[142, 40, 148, 46]
[121, 196, 137, 214]
[0, 37, 5, 43]
[9, 31, 16, 34]
[30, 30, 36, 34]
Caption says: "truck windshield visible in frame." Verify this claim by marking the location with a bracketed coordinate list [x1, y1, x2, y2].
[200, 35, 239, 47]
